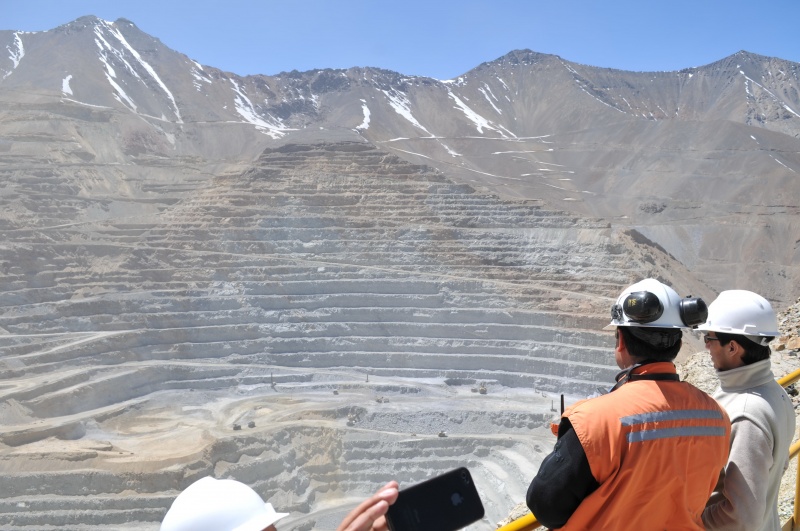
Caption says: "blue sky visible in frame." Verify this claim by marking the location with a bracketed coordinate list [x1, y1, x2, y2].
[3, 0, 799, 79]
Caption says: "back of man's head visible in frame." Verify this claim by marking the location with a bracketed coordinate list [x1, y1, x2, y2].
[618, 326, 682, 361]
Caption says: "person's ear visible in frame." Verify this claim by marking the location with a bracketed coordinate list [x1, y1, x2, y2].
[728, 340, 744, 361]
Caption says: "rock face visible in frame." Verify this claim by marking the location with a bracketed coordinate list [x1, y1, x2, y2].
[0, 15, 798, 530]
[0, 139, 708, 529]
[0, 140, 610, 527]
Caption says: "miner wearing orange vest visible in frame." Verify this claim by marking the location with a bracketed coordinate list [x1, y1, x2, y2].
[527, 278, 731, 530]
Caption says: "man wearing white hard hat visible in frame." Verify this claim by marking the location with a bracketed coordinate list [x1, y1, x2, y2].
[527, 278, 730, 530]
[699, 290, 796, 531]
[161, 476, 399, 531]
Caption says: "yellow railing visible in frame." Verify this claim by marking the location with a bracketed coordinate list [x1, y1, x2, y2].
[498, 511, 539, 531]
[500, 367, 800, 531]
[780, 368, 800, 531]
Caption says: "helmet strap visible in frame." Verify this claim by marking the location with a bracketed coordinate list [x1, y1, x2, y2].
[609, 360, 680, 393]
[744, 334, 773, 346]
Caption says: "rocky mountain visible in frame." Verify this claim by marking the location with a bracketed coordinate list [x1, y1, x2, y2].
[2, 16, 799, 302]
[0, 15, 798, 530]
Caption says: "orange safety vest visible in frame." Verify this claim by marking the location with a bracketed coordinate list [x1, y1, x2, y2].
[558, 362, 730, 530]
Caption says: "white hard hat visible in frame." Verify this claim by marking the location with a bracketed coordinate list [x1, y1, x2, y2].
[696, 290, 779, 343]
[160, 477, 288, 531]
[604, 278, 707, 330]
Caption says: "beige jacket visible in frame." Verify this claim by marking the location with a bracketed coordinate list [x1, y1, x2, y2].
[702, 359, 796, 531]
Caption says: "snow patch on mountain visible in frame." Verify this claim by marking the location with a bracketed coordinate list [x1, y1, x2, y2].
[62, 75, 73, 96]
[496, 77, 511, 94]
[229, 78, 287, 138]
[101, 21, 183, 123]
[94, 26, 139, 110]
[96, 45, 138, 112]
[740, 70, 800, 118]
[356, 99, 371, 130]
[772, 156, 797, 172]
[562, 60, 626, 114]
[479, 84, 502, 115]
[448, 90, 510, 137]
[191, 61, 213, 91]
[381, 88, 432, 135]
[3, 32, 25, 79]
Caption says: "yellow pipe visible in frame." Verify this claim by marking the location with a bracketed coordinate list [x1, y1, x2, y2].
[496, 511, 540, 531]
[782, 375, 800, 530]
[791, 440, 800, 459]
[793, 457, 800, 531]
[778, 368, 800, 388]
[791, 439, 800, 531]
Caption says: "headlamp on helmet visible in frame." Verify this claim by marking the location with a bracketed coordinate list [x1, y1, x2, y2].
[611, 291, 663, 324]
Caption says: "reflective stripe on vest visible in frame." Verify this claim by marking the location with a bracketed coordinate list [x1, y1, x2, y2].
[622, 408, 727, 442]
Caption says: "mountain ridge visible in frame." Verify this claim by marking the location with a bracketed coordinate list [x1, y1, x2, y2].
[1, 17, 798, 304]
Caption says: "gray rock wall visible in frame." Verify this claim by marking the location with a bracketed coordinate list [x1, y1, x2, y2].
[0, 141, 680, 529]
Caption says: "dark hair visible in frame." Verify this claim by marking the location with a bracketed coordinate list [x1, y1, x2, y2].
[715, 332, 773, 365]
[618, 326, 682, 361]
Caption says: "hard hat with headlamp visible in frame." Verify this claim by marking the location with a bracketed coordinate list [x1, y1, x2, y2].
[696, 289, 778, 345]
[160, 476, 288, 531]
[605, 278, 708, 330]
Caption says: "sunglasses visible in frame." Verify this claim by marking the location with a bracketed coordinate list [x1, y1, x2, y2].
[703, 334, 720, 343]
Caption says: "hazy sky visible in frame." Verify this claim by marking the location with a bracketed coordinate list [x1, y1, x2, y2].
[3, 0, 799, 79]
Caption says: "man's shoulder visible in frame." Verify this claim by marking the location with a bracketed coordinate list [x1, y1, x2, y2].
[566, 386, 645, 415]
[723, 380, 794, 419]
[678, 381, 729, 408]
[568, 379, 726, 413]
[680, 380, 719, 397]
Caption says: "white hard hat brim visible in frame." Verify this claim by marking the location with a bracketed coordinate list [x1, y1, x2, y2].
[603, 321, 683, 331]
[232, 504, 289, 531]
[696, 322, 779, 337]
